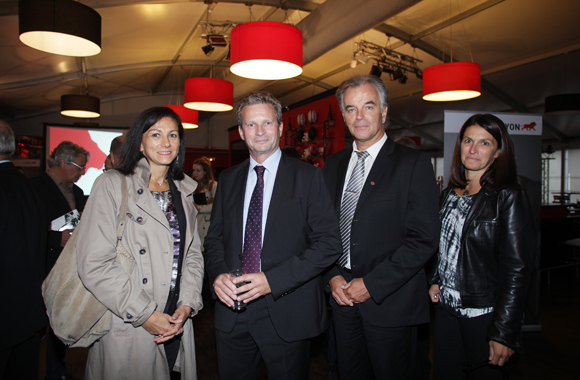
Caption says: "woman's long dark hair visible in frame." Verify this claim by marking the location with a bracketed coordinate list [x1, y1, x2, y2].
[116, 107, 186, 180]
[448, 114, 518, 191]
[193, 157, 214, 193]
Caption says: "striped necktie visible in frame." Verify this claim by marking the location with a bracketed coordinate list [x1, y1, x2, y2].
[338, 151, 369, 269]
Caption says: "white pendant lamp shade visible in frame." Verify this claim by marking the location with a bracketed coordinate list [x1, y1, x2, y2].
[19, 0, 102, 57]
[61, 95, 100, 118]
[165, 105, 199, 129]
[184, 78, 234, 112]
[230, 21, 303, 80]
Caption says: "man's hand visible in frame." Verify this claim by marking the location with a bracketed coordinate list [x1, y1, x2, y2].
[232, 272, 271, 303]
[329, 275, 353, 306]
[60, 229, 74, 247]
[429, 284, 440, 303]
[213, 273, 238, 307]
[489, 340, 514, 366]
[342, 278, 371, 303]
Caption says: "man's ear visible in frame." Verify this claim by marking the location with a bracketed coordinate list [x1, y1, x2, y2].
[238, 125, 245, 141]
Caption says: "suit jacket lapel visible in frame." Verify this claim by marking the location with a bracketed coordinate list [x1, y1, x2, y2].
[334, 149, 352, 213]
[355, 138, 395, 214]
[43, 172, 73, 212]
[263, 154, 292, 244]
[233, 161, 249, 255]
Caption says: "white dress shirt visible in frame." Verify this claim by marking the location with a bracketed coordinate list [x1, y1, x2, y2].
[242, 148, 282, 270]
[341, 133, 388, 197]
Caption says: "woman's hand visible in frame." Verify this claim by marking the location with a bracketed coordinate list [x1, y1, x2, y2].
[489, 340, 514, 366]
[142, 309, 187, 344]
[170, 305, 191, 333]
[429, 284, 440, 303]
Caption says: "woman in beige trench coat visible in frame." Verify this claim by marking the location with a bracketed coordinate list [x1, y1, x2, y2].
[77, 107, 204, 380]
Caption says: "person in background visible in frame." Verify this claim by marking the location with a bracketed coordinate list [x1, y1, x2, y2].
[429, 114, 535, 379]
[76, 106, 204, 379]
[103, 155, 113, 172]
[109, 135, 125, 168]
[204, 91, 341, 379]
[32, 140, 89, 380]
[0, 120, 48, 380]
[322, 75, 440, 379]
[191, 156, 217, 249]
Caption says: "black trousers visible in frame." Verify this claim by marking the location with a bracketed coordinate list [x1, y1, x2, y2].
[0, 330, 42, 380]
[215, 297, 310, 380]
[433, 306, 508, 380]
[332, 305, 413, 380]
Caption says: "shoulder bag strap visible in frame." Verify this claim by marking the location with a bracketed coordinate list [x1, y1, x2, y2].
[115, 171, 128, 242]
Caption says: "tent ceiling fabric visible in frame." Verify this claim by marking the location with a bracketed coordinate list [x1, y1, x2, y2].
[0, 0, 579, 151]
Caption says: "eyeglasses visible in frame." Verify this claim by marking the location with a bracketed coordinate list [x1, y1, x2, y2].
[68, 161, 86, 171]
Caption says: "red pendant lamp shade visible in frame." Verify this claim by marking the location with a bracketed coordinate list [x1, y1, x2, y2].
[423, 62, 481, 101]
[230, 21, 303, 80]
[184, 78, 233, 112]
[165, 105, 199, 129]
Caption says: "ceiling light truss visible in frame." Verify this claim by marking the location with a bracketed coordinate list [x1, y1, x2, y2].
[354, 40, 423, 83]
[200, 21, 236, 56]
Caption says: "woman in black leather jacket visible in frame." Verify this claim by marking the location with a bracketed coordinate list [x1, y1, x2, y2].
[429, 114, 535, 379]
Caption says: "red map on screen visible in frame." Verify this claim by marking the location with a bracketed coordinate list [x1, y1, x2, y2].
[49, 128, 107, 171]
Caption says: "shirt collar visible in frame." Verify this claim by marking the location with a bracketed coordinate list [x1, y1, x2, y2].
[351, 133, 387, 159]
[249, 148, 282, 175]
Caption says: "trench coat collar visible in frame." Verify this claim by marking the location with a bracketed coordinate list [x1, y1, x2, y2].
[135, 157, 197, 196]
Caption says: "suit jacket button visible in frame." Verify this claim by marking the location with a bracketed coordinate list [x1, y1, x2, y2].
[126, 313, 133, 319]
[136, 216, 143, 223]
[137, 189, 143, 194]
[143, 278, 148, 284]
[139, 249, 146, 255]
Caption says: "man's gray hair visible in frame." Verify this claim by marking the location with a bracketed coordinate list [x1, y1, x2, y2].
[336, 75, 389, 114]
[47, 141, 90, 168]
[237, 91, 283, 127]
[0, 120, 15, 156]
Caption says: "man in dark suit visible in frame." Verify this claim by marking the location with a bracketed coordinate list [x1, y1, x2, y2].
[0, 120, 48, 380]
[323, 75, 440, 379]
[205, 92, 341, 379]
[32, 140, 88, 380]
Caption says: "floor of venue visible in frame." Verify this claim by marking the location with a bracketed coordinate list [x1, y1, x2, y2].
[38, 265, 580, 380]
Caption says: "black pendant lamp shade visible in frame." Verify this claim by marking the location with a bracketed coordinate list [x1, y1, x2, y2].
[545, 94, 580, 115]
[61, 95, 100, 118]
[19, 0, 102, 57]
